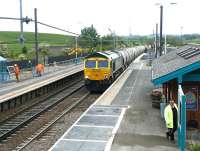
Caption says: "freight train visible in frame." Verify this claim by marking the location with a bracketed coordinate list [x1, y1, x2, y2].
[84, 46, 146, 92]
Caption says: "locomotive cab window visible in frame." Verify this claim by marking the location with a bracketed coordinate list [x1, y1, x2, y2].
[98, 60, 108, 68]
[85, 60, 96, 68]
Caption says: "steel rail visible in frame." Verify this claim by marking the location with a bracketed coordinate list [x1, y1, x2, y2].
[0, 81, 84, 141]
[16, 92, 90, 151]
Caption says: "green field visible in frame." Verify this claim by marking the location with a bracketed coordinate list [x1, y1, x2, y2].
[186, 38, 200, 44]
[0, 31, 75, 55]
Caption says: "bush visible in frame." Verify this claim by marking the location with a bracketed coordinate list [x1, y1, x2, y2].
[18, 54, 27, 60]
[22, 46, 28, 54]
[191, 144, 200, 151]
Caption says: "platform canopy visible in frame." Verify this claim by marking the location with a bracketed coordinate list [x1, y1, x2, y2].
[0, 56, 6, 62]
[152, 45, 200, 85]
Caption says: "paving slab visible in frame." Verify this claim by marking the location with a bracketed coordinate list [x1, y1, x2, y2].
[51, 140, 106, 151]
[77, 115, 118, 127]
[63, 126, 112, 140]
[49, 105, 126, 151]
[87, 106, 122, 116]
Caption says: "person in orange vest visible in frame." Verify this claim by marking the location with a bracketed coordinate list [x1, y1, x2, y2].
[14, 64, 20, 82]
[36, 63, 44, 76]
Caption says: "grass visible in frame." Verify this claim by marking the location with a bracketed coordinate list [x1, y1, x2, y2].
[186, 39, 200, 44]
[0, 31, 75, 55]
[190, 143, 200, 151]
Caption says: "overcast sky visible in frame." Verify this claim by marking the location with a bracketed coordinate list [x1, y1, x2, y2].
[0, 0, 199, 36]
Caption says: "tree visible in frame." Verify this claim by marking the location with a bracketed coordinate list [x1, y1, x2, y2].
[18, 54, 27, 60]
[39, 43, 49, 64]
[22, 46, 28, 54]
[101, 35, 115, 50]
[0, 42, 9, 57]
[79, 25, 100, 48]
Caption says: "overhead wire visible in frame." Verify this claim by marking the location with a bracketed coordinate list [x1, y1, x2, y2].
[0, 16, 134, 45]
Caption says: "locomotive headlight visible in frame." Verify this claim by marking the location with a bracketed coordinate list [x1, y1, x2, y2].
[85, 75, 89, 79]
[104, 75, 108, 79]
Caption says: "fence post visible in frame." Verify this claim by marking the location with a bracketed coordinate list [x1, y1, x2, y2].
[178, 84, 186, 151]
[180, 95, 186, 151]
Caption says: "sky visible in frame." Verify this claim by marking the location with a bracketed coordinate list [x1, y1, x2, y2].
[0, 0, 199, 36]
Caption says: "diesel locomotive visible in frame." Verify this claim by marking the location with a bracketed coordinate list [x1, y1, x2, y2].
[84, 46, 146, 92]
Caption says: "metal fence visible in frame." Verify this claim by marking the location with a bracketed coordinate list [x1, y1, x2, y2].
[0, 57, 84, 83]
[6, 54, 88, 69]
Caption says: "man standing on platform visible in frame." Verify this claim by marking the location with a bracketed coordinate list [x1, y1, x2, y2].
[14, 64, 20, 82]
[164, 99, 178, 141]
[36, 63, 44, 77]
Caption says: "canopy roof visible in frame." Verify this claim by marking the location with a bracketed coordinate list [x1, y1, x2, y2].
[152, 45, 200, 85]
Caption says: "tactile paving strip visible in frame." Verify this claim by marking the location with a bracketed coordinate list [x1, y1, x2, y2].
[49, 105, 127, 151]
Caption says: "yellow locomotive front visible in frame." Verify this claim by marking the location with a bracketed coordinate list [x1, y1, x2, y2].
[84, 57, 112, 92]
[84, 57, 110, 80]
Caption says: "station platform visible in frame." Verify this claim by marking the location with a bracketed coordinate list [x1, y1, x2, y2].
[49, 54, 179, 151]
[0, 63, 83, 104]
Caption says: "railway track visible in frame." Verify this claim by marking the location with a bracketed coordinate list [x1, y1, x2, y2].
[0, 79, 100, 151]
[17, 93, 99, 151]
[15, 91, 90, 151]
[0, 80, 83, 141]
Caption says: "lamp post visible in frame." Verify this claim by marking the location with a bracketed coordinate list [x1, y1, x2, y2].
[155, 23, 158, 58]
[180, 26, 183, 42]
[100, 37, 102, 51]
[164, 34, 167, 54]
[75, 36, 78, 64]
[34, 8, 39, 65]
[159, 5, 163, 56]
[155, 2, 177, 56]
[113, 31, 117, 49]
[19, 0, 24, 46]
[108, 28, 115, 50]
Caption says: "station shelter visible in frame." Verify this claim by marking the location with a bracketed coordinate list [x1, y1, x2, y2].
[0, 56, 9, 82]
[152, 45, 200, 129]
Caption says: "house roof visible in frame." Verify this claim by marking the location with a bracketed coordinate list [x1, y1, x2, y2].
[152, 45, 200, 85]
